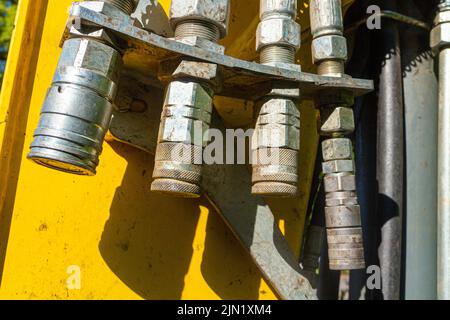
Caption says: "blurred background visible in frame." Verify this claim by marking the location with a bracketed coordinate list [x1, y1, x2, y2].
[0, 0, 17, 87]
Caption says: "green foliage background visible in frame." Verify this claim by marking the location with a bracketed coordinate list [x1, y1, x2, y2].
[0, 0, 18, 86]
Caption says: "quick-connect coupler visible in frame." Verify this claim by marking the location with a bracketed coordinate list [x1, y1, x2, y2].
[28, 0, 138, 175]
[151, 0, 231, 198]
[252, 0, 302, 197]
[310, 0, 365, 270]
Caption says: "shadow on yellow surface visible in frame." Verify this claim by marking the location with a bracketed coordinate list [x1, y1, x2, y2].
[99, 142, 264, 299]
[0, 0, 320, 299]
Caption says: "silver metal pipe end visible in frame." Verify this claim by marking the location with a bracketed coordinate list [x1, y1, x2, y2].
[28, 84, 112, 176]
[28, 38, 122, 176]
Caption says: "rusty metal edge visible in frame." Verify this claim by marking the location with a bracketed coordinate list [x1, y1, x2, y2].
[68, 4, 374, 99]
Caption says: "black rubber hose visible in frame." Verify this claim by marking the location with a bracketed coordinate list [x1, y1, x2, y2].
[344, 0, 383, 300]
[376, 0, 404, 300]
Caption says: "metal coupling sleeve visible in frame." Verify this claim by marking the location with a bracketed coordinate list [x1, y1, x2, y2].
[151, 81, 213, 198]
[28, 38, 123, 175]
[321, 135, 365, 270]
[252, 97, 300, 197]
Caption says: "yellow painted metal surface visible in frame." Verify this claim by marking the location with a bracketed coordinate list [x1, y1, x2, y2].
[0, 0, 349, 300]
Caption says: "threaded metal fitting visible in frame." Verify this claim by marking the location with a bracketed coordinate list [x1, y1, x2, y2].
[310, 0, 363, 270]
[103, 0, 137, 15]
[169, 0, 231, 38]
[256, 17, 301, 54]
[260, 45, 296, 64]
[252, 97, 300, 197]
[28, 38, 122, 175]
[319, 109, 365, 269]
[175, 20, 221, 43]
[317, 60, 345, 76]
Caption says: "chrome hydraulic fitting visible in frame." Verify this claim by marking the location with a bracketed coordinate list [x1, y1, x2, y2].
[151, 0, 231, 198]
[310, 0, 347, 76]
[252, 0, 302, 197]
[28, 0, 138, 175]
[310, 0, 365, 270]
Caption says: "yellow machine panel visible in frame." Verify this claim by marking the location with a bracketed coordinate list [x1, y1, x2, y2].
[0, 0, 354, 300]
